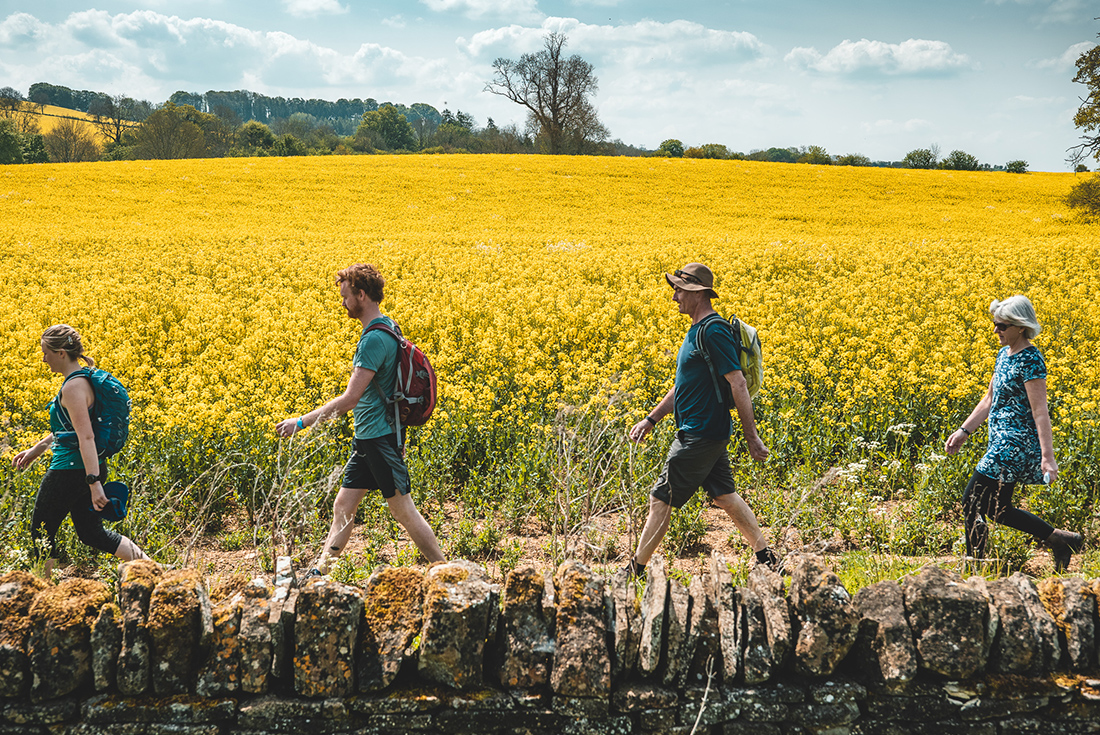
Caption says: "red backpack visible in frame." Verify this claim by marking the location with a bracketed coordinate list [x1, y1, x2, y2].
[367, 320, 437, 445]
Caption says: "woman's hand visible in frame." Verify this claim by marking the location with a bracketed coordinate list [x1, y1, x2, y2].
[12, 440, 48, 470]
[944, 429, 968, 456]
[1041, 457, 1059, 485]
[275, 417, 302, 438]
[89, 481, 108, 511]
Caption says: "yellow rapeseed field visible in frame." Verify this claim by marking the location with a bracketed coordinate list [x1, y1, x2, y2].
[1, 155, 1096, 458]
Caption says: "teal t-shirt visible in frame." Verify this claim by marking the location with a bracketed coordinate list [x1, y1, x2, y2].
[673, 317, 741, 441]
[48, 382, 88, 471]
[352, 316, 399, 440]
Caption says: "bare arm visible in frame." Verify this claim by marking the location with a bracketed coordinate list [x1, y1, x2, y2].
[628, 386, 675, 443]
[12, 432, 54, 470]
[1025, 378, 1058, 483]
[725, 369, 768, 462]
[276, 367, 375, 438]
[60, 378, 108, 510]
[944, 376, 994, 455]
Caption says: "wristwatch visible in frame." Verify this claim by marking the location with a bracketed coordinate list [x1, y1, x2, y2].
[85, 474, 101, 485]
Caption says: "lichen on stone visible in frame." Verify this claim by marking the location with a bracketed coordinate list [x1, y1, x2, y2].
[28, 579, 111, 631]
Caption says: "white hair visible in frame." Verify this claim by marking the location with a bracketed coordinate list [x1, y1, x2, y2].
[990, 295, 1041, 340]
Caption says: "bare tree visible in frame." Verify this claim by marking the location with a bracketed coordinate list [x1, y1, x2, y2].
[485, 32, 606, 154]
[43, 117, 100, 162]
[88, 94, 145, 145]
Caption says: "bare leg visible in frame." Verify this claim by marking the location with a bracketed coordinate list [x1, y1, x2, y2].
[114, 537, 150, 562]
[315, 486, 369, 571]
[632, 495, 673, 567]
[711, 492, 767, 552]
[386, 493, 445, 563]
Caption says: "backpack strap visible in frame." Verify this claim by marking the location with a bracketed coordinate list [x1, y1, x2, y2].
[695, 314, 740, 409]
[54, 367, 94, 433]
[364, 320, 407, 445]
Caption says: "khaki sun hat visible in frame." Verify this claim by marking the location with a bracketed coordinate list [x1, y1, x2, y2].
[665, 262, 718, 299]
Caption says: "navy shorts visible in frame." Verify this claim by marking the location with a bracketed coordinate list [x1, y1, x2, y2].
[342, 433, 411, 498]
[651, 431, 737, 509]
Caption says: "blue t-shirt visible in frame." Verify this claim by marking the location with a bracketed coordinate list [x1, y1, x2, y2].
[674, 316, 741, 441]
[352, 316, 399, 440]
[976, 345, 1047, 484]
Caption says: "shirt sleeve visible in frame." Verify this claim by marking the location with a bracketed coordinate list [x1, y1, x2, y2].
[1020, 348, 1047, 382]
[354, 330, 391, 372]
[704, 320, 741, 376]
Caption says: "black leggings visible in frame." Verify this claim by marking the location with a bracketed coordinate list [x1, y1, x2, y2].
[962, 470, 1053, 557]
[30, 464, 122, 559]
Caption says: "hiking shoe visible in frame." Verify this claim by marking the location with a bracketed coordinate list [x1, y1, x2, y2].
[623, 558, 646, 579]
[756, 548, 785, 575]
[1047, 529, 1084, 572]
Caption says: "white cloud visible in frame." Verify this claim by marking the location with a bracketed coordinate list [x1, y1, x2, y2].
[859, 118, 934, 135]
[284, 0, 350, 18]
[420, 0, 542, 22]
[460, 17, 768, 67]
[569, 0, 624, 6]
[786, 38, 973, 76]
[0, 10, 452, 101]
[984, 0, 1085, 25]
[382, 15, 407, 28]
[1033, 41, 1094, 71]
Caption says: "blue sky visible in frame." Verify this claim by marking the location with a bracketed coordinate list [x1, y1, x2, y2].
[0, 0, 1094, 170]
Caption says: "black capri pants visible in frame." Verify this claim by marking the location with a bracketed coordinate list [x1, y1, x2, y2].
[30, 464, 122, 559]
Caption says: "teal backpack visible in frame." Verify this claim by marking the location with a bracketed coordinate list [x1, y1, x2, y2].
[695, 313, 764, 405]
[54, 367, 132, 458]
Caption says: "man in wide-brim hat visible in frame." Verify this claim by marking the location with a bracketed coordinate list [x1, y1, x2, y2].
[625, 262, 780, 575]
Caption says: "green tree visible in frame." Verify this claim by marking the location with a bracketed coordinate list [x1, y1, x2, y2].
[238, 120, 275, 151]
[356, 104, 417, 151]
[1070, 28, 1100, 163]
[132, 103, 206, 159]
[43, 117, 100, 162]
[20, 132, 48, 163]
[1005, 159, 1029, 174]
[835, 153, 871, 166]
[659, 139, 684, 158]
[940, 150, 980, 171]
[0, 119, 23, 164]
[1066, 173, 1100, 219]
[486, 32, 606, 155]
[903, 148, 938, 169]
[798, 145, 831, 165]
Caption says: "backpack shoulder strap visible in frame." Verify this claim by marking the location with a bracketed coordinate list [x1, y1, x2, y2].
[363, 320, 405, 437]
[56, 367, 94, 431]
[694, 313, 733, 407]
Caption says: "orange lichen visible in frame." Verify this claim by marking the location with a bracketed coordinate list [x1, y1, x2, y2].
[28, 579, 111, 631]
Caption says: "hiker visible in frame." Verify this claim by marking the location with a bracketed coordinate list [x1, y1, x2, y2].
[276, 263, 444, 575]
[12, 324, 149, 577]
[944, 295, 1083, 570]
[625, 262, 780, 575]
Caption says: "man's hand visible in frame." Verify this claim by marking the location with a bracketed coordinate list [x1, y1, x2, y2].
[275, 417, 302, 438]
[747, 434, 769, 462]
[628, 418, 654, 443]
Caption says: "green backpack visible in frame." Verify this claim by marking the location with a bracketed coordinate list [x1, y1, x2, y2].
[695, 313, 764, 405]
[54, 367, 132, 458]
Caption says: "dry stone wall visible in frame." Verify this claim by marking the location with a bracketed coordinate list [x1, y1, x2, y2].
[3, 553, 1100, 734]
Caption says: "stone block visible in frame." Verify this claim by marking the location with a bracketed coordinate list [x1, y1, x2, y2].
[270, 586, 298, 681]
[661, 576, 690, 687]
[608, 568, 639, 683]
[356, 566, 424, 692]
[195, 593, 242, 696]
[81, 693, 236, 724]
[418, 560, 493, 690]
[684, 573, 721, 688]
[91, 602, 122, 692]
[116, 559, 162, 696]
[239, 579, 274, 694]
[551, 560, 610, 699]
[1038, 576, 1097, 671]
[676, 686, 742, 728]
[746, 564, 792, 671]
[498, 564, 553, 690]
[901, 564, 992, 678]
[709, 554, 742, 683]
[739, 585, 772, 684]
[27, 578, 111, 701]
[0, 570, 49, 699]
[852, 580, 918, 686]
[611, 682, 678, 712]
[787, 554, 859, 677]
[1, 696, 78, 725]
[148, 569, 212, 694]
[987, 572, 1061, 675]
[237, 694, 352, 733]
[638, 556, 668, 677]
[293, 577, 363, 698]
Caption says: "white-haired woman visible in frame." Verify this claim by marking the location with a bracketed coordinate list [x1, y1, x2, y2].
[12, 325, 148, 577]
[944, 295, 1083, 571]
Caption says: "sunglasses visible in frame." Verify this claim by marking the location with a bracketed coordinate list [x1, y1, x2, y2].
[993, 322, 1014, 332]
[674, 269, 704, 286]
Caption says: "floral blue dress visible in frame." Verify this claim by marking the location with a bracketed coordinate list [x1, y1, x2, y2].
[975, 345, 1046, 485]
